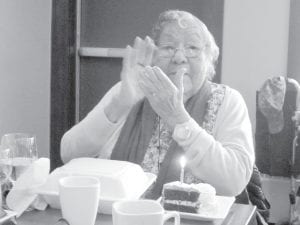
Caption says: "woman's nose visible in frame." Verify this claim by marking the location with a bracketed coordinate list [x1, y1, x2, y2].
[171, 49, 188, 64]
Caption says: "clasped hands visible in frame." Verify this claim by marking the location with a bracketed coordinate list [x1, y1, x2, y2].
[118, 36, 190, 129]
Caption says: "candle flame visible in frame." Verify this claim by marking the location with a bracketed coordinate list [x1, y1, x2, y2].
[180, 156, 186, 168]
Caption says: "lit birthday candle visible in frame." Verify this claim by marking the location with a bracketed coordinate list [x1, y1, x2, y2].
[180, 156, 186, 183]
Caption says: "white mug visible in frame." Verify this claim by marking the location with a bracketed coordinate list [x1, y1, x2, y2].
[59, 176, 100, 225]
[112, 200, 180, 225]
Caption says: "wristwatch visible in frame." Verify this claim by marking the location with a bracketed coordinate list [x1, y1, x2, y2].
[173, 121, 193, 141]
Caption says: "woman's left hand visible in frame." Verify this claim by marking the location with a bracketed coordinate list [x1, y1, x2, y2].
[138, 66, 190, 130]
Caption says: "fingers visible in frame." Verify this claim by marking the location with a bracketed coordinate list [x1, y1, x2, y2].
[133, 36, 155, 67]
[140, 66, 184, 99]
[173, 68, 186, 89]
[132, 37, 143, 67]
[139, 66, 180, 106]
[144, 36, 155, 66]
[173, 68, 186, 101]
[125, 45, 133, 66]
[138, 80, 154, 100]
[152, 66, 177, 91]
[140, 67, 160, 94]
[133, 36, 143, 63]
[121, 45, 132, 77]
[144, 66, 176, 96]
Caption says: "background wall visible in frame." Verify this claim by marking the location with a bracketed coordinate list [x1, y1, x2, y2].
[222, 0, 291, 223]
[0, 1, 52, 157]
[222, 0, 290, 130]
[288, 0, 300, 82]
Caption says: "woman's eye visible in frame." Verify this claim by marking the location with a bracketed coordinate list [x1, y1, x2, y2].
[188, 46, 200, 51]
[163, 46, 174, 51]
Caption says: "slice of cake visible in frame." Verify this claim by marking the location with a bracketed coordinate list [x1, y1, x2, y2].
[162, 181, 216, 213]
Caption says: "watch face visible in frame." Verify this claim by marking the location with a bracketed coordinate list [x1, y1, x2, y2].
[177, 126, 191, 139]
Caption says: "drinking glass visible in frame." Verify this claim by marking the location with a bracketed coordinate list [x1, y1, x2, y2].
[1, 133, 38, 182]
[0, 146, 12, 217]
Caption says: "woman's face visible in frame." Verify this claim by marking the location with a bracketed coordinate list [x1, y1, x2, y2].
[153, 21, 208, 101]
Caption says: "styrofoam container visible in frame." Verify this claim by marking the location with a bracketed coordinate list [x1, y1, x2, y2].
[36, 158, 156, 214]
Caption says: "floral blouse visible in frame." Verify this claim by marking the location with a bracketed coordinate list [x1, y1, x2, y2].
[141, 83, 226, 184]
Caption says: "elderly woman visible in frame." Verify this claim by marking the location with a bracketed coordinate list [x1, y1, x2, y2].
[61, 10, 254, 199]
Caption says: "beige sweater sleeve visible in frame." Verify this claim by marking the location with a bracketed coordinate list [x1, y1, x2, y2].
[60, 82, 128, 163]
[172, 88, 255, 196]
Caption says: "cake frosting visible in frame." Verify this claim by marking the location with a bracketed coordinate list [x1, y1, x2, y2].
[162, 181, 216, 213]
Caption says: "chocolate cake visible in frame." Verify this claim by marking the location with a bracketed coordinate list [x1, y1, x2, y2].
[162, 181, 216, 213]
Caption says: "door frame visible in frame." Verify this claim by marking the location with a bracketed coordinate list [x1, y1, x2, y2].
[50, 0, 77, 170]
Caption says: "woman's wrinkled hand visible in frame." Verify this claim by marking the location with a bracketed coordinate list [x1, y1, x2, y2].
[139, 66, 190, 130]
[118, 36, 155, 107]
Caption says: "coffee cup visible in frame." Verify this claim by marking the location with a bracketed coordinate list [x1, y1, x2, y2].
[112, 199, 180, 225]
[59, 176, 100, 225]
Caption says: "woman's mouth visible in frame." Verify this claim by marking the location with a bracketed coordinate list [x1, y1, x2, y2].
[167, 72, 193, 93]
[168, 71, 189, 76]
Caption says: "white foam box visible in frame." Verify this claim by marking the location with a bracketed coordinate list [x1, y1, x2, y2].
[36, 158, 156, 214]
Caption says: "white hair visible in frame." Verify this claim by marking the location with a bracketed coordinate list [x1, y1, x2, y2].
[152, 10, 219, 80]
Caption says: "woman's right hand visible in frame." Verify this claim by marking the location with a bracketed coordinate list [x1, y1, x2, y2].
[117, 36, 155, 107]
